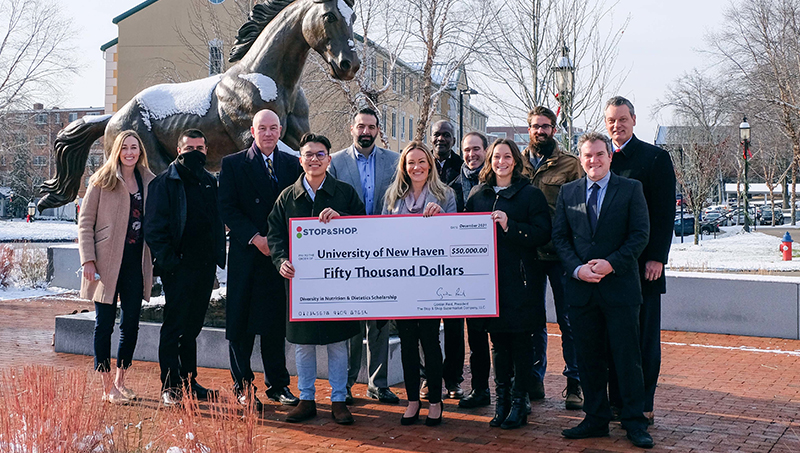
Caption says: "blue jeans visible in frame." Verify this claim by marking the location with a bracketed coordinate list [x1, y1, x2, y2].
[294, 340, 348, 402]
[532, 260, 580, 381]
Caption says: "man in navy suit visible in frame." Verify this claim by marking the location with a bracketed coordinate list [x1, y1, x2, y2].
[218, 109, 302, 409]
[552, 132, 654, 448]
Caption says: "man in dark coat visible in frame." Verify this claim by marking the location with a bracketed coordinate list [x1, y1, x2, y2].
[218, 109, 302, 409]
[267, 133, 365, 425]
[144, 129, 226, 407]
[428, 120, 466, 399]
[605, 96, 676, 424]
[523, 106, 584, 409]
[552, 132, 653, 448]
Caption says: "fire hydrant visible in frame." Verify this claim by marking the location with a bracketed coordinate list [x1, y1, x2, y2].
[781, 232, 793, 261]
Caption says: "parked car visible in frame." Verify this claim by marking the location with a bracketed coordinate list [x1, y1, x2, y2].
[759, 207, 784, 225]
[674, 216, 721, 236]
[703, 211, 728, 226]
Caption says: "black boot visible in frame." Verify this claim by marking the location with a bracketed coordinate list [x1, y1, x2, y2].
[489, 385, 511, 427]
[501, 396, 528, 429]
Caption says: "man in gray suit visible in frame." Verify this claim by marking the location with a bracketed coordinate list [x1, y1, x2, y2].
[329, 108, 400, 405]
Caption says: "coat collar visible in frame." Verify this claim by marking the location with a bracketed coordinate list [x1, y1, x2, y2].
[292, 172, 337, 200]
[613, 134, 640, 158]
[480, 177, 529, 199]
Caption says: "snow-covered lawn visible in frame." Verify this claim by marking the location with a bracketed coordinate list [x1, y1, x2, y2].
[0, 219, 77, 242]
[668, 228, 800, 272]
[0, 287, 76, 301]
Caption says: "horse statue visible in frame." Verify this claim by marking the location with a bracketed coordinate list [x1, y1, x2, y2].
[38, 0, 359, 210]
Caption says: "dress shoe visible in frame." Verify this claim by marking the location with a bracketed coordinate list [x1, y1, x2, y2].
[500, 397, 527, 429]
[458, 388, 491, 408]
[400, 403, 421, 425]
[627, 429, 654, 448]
[235, 388, 264, 412]
[489, 386, 510, 427]
[117, 386, 137, 400]
[331, 401, 354, 425]
[266, 386, 300, 406]
[161, 389, 182, 408]
[529, 379, 545, 400]
[189, 381, 218, 400]
[610, 405, 621, 421]
[563, 378, 583, 410]
[562, 420, 610, 439]
[419, 380, 429, 400]
[345, 388, 354, 405]
[445, 383, 464, 399]
[644, 411, 655, 426]
[424, 402, 443, 426]
[285, 400, 316, 423]
[367, 387, 399, 404]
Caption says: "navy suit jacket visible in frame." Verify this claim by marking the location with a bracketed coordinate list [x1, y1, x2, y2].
[552, 172, 650, 306]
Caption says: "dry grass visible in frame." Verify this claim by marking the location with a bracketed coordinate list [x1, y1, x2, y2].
[0, 245, 13, 288]
[15, 244, 47, 288]
[0, 366, 271, 452]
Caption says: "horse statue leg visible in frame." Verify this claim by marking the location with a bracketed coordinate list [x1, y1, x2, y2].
[282, 87, 311, 150]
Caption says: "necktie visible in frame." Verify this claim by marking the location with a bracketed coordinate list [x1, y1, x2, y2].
[588, 183, 599, 233]
[266, 157, 278, 190]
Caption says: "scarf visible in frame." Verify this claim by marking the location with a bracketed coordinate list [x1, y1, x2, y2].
[403, 185, 429, 213]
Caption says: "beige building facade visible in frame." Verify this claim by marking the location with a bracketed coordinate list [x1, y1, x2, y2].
[102, 0, 487, 152]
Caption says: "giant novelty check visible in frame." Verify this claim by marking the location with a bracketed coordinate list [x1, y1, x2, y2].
[288, 213, 498, 321]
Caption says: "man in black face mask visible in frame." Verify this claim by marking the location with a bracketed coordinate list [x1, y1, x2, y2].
[145, 129, 227, 407]
[523, 106, 584, 411]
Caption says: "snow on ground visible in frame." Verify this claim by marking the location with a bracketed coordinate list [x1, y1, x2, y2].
[0, 286, 75, 301]
[0, 219, 77, 242]
[668, 227, 800, 272]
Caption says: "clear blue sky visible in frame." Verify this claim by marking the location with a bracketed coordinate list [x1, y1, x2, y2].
[56, 0, 730, 143]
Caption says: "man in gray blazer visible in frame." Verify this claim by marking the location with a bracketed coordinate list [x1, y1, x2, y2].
[329, 108, 400, 405]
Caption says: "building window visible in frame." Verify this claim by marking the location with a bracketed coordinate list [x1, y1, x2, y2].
[382, 60, 388, 85]
[392, 69, 397, 93]
[391, 111, 397, 138]
[401, 73, 406, 96]
[401, 112, 406, 140]
[208, 39, 223, 76]
[495, 131, 507, 138]
[409, 78, 413, 98]
[369, 56, 377, 84]
[382, 107, 388, 131]
[514, 134, 528, 143]
[35, 135, 47, 146]
[35, 113, 47, 124]
[68, 112, 78, 122]
[33, 156, 47, 166]
[409, 117, 414, 140]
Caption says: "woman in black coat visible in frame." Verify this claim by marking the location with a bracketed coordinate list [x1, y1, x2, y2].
[465, 138, 551, 429]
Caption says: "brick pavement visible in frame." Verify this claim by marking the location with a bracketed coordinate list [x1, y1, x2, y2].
[0, 294, 799, 452]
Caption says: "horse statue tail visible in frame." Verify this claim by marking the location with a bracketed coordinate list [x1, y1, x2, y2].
[38, 115, 111, 211]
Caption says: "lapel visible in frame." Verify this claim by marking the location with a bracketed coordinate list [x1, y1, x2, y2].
[273, 149, 297, 190]
[373, 147, 395, 213]
[242, 144, 275, 202]
[343, 146, 363, 191]
[569, 178, 592, 236]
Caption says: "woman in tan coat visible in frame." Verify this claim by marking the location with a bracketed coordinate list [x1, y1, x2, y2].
[78, 130, 155, 404]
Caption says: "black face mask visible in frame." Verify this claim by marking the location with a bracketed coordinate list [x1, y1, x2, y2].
[177, 150, 207, 178]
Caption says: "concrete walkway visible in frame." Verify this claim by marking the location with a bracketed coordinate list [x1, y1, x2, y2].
[1, 295, 798, 452]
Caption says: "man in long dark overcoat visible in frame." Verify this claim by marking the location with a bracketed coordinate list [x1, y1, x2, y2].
[218, 109, 302, 408]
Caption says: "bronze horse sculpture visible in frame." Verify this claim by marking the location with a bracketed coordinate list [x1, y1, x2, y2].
[39, 0, 359, 210]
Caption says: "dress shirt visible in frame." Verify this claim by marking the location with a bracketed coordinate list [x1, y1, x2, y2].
[355, 146, 377, 215]
[249, 147, 277, 245]
[302, 175, 326, 202]
[572, 171, 612, 280]
[612, 136, 633, 153]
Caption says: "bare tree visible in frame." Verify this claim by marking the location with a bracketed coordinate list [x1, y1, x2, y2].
[0, 0, 78, 113]
[656, 70, 735, 244]
[406, 0, 492, 140]
[752, 133, 792, 225]
[709, 0, 800, 224]
[474, 0, 629, 130]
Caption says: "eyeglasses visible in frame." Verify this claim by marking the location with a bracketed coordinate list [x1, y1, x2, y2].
[302, 151, 328, 161]
[529, 124, 553, 131]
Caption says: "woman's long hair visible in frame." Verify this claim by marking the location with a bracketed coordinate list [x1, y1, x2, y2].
[89, 130, 150, 191]
[479, 138, 533, 186]
[383, 141, 451, 212]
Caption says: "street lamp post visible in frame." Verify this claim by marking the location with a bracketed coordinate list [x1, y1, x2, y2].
[740, 116, 751, 233]
[553, 44, 575, 154]
[458, 88, 478, 152]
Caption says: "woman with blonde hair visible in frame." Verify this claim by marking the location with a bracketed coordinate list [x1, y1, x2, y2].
[382, 141, 457, 426]
[78, 130, 156, 404]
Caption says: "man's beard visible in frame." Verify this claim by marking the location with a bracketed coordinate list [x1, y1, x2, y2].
[530, 135, 557, 158]
[357, 134, 376, 148]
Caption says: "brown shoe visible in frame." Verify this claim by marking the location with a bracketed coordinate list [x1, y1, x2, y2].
[331, 401, 354, 425]
[285, 400, 317, 423]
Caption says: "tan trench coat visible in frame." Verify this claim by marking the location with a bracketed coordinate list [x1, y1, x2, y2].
[78, 165, 155, 304]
